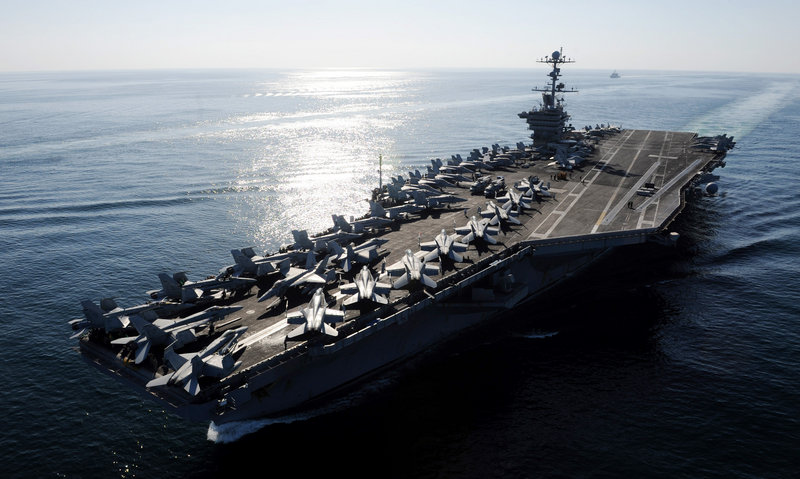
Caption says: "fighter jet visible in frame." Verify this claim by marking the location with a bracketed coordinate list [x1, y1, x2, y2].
[496, 189, 533, 213]
[384, 183, 410, 202]
[110, 305, 243, 365]
[148, 271, 256, 303]
[257, 251, 334, 302]
[224, 247, 302, 278]
[339, 265, 393, 306]
[547, 148, 586, 170]
[455, 215, 500, 245]
[285, 288, 346, 341]
[481, 200, 522, 227]
[438, 163, 473, 176]
[69, 298, 185, 339]
[146, 326, 248, 396]
[369, 200, 425, 220]
[516, 175, 552, 199]
[291, 229, 362, 253]
[420, 229, 469, 264]
[331, 214, 394, 234]
[327, 239, 383, 273]
[384, 249, 439, 289]
[409, 190, 467, 210]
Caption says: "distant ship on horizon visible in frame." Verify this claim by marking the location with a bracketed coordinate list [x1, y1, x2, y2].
[610, 70, 620, 78]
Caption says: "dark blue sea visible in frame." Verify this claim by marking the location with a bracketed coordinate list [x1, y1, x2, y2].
[1, 68, 798, 478]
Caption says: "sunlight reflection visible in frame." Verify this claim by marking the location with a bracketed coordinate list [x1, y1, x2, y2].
[222, 70, 414, 251]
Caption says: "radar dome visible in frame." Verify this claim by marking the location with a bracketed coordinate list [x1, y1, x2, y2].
[551, 51, 561, 60]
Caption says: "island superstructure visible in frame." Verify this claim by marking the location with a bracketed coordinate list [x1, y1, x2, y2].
[71, 50, 735, 425]
[518, 49, 578, 143]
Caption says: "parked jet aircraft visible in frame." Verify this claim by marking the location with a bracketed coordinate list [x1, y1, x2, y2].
[148, 271, 256, 303]
[420, 229, 469, 263]
[385, 249, 439, 289]
[285, 288, 346, 340]
[69, 298, 186, 339]
[328, 239, 382, 273]
[110, 305, 243, 365]
[146, 326, 248, 396]
[409, 190, 467, 210]
[481, 200, 522, 227]
[455, 215, 500, 245]
[369, 200, 425, 220]
[339, 266, 392, 306]
[497, 189, 533, 212]
[225, 247, 300, 278]
[516, 175, 552, 198]
[331, 214, 393, 234]
[547, 148, 586, 170]
[257, 252, 334, 302]
[291, 229, 362, 252]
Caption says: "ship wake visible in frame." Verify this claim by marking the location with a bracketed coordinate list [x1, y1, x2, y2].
[682, 80, 798, 139]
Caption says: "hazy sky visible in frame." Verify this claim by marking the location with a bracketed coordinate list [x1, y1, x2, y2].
[2, 0, 798, 73]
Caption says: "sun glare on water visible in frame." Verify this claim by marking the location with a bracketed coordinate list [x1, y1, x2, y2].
[215, 69, 416, 251]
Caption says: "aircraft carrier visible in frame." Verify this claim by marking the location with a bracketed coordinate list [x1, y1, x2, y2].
[71, 50, 735, 425]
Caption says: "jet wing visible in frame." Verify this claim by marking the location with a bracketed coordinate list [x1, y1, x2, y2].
[454, 224, 472, 235]
[392, 273, 410, 289]
[286, 310, 307, 324]
[353, 246, 378, 262]
[422, 249, 440, 263]
[287, 323, 308, 340]
[384, 260, 406, 276]
[324, 308, 346, 322]
[419, 240, 438, 251]
[300, 273, 329, 285]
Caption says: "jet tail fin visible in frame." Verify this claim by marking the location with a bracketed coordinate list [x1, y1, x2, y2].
[369, 201, 387, 218]
[292, 230, 314, 250]
[158, 273, 184, 300]
[99, 298, 118, 312]
[80, 300, 105, 328]
[331, 214, 351, 233]
[314, 254, 331, 276]
[328, 241, 344, 257]
[231, 249, 257, 272]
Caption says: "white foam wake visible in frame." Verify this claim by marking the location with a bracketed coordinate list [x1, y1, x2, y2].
[521, 330, 559, 339]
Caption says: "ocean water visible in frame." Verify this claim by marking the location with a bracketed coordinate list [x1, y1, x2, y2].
[1, 67, 799, 478]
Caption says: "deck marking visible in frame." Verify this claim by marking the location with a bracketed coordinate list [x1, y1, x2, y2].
[241, 319, 289, 346]
[591, 130, 652, 233]
[600, 160, 661, 226]
[529, 129, 634, 239]
[636, 158, 704, 211]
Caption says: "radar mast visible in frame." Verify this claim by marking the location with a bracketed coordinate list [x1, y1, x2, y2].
[518, 47, 578, 144]
[531, 48, 578, 110]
